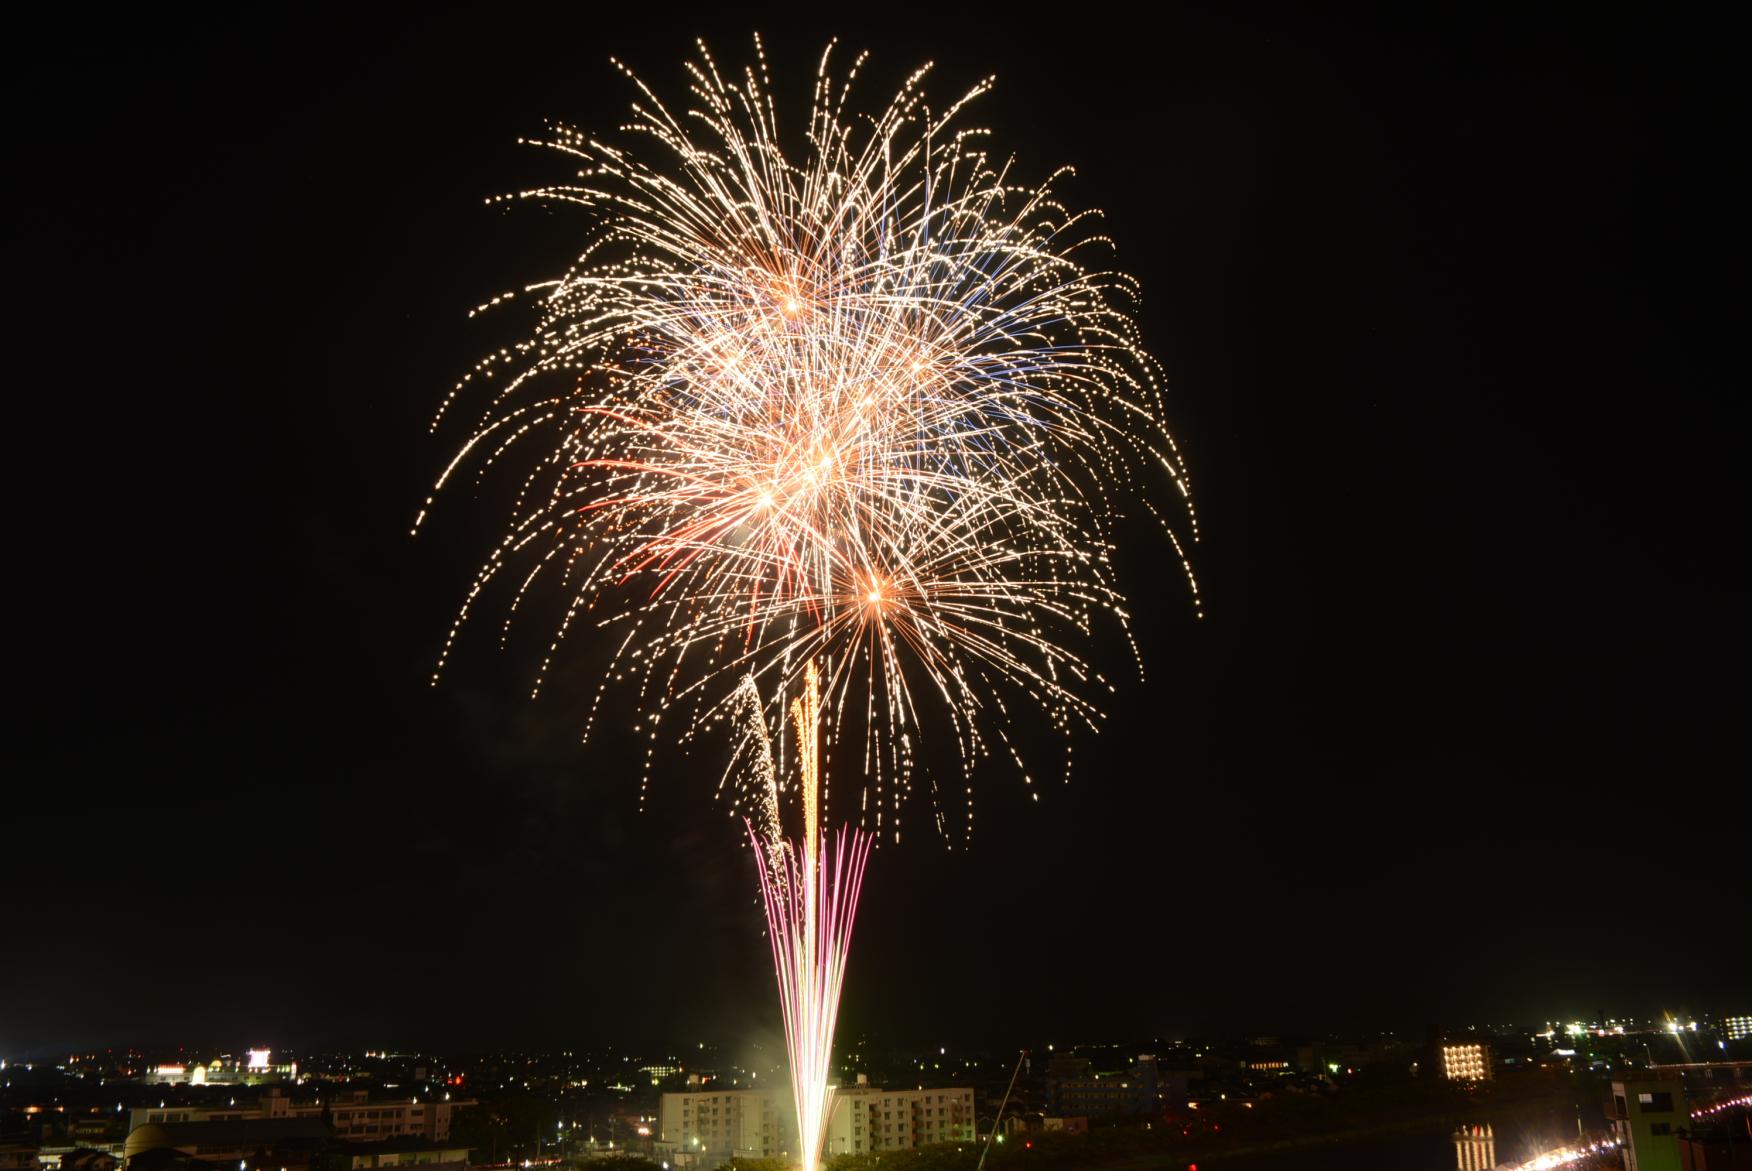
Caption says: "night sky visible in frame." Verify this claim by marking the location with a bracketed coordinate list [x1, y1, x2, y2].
[7, 9, 1746, 1055]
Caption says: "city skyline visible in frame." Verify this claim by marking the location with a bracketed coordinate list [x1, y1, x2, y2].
[8, 1019, 1750, 1171]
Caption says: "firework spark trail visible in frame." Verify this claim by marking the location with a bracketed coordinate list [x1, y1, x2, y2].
[745, 670, 871, 1171]
[421, 37, 1200, 844]
[750, 823, 872, 1171]
[735, 663, 874, 1171]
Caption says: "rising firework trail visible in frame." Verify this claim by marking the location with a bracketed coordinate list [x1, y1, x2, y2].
[423, 36, 1197, 1171]
[744, 664, 872, 1171]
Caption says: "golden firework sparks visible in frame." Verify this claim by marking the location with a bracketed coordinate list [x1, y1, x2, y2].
[420, 36, 1200, 844]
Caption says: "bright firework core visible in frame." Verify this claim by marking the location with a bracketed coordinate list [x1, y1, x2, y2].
[421, 37, 1200, 844]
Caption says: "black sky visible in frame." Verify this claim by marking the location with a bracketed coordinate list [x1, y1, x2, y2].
[6, 8, 1746, 1055]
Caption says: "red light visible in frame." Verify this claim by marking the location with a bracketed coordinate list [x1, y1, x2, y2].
[1024, 1142, 1032, 1150]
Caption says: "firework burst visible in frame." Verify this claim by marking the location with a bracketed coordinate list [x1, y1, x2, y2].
[419, 37, 1199, 845]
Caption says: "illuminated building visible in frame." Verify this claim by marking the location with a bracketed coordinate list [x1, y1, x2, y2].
[657, 1088, 791, 1166]
[656, 1082, 974, 1167]
[1725, 1016, 1752, 1041]
[823, 1083, 975, 1157]
[1452, 1123, 1495, 1171]
[1609, 1078, 1689, 1171]
[145, 1050, 295, 1086]
[1440, 1043, 1493, 1082]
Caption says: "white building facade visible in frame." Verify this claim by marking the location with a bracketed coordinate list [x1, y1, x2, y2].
[823, 1084, 976, 1158]
[657, 1083, 975, 1166]
[657, 1088, 788, 1166]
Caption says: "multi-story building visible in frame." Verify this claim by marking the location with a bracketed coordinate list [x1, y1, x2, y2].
[656, 1082, 975, 1167]
[130, 1088, 471, 1143]
[1609, 1078, 1689, 1171]
[656, 1088, 788, 1166]
[1439, 1043, 1493, 1082]
[1725, 1016, 1752, 1042]
[823, 1083, 975, 1158]
[1046, 1059, 1161, 1118]
[322, 1093, 467, 1143]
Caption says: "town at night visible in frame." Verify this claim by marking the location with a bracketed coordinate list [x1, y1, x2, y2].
[7, 7, 1745, 1171]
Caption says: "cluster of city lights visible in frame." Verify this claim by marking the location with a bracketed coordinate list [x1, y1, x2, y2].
[1439, 1043, 1489, 1081]
[1694, 1092, 1752, 1118]
[1495, 1137, 1622, 1170]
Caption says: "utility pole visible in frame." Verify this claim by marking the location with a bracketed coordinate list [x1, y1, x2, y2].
[976, 1050, 1027, 1171]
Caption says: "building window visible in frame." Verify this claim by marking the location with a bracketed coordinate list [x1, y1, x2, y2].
[1639, 1093, 1674, 1113]
[1650, 1123, 1671, 1136]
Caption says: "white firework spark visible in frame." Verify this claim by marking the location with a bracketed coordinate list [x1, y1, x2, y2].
[419, 36, 1199, 842]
